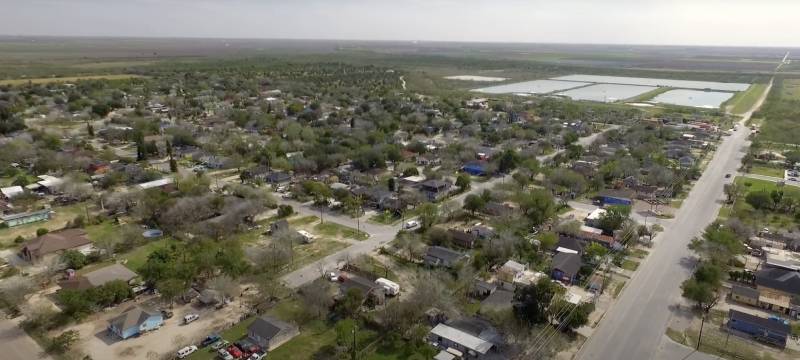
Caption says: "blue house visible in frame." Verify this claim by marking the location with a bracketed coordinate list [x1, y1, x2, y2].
[108, 306, 163, 340]
[462, 161, 490, 176]
[727, 309, 790, 348]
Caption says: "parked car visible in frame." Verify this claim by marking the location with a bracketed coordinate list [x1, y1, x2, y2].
[211, 339, 230, 350]
[249, 352, 266, 360]
[183, 313, 199, 324]
[327, 271, 340, 282]
[235, 340, 260, 356]
[177, 345, 198, 359]
[403, 220, 419, 230]
[724, 173, 731, 178]
[160, 309, 173, 319]
[217, 348, 234, 360]
[227, 345, 244, 359]
[201, 333, 222, 347]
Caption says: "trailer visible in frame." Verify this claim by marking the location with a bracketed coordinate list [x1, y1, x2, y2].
[375, 278, 400, 296]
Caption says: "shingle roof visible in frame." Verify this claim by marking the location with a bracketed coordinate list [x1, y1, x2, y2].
[24, 228, 90, 257]
[248, 315, 295, 340]
[755, 268, 800, 295]
[728, 309, 790, 335]
[731, 285, 759, 299]
[426, 246, 463, 262]
[109, 306, 159, 332]
[61, 263, 137, 290]
[552, 252, 581, 276]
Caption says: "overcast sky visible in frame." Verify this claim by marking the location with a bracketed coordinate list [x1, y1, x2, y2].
[1, 0, 797, 47]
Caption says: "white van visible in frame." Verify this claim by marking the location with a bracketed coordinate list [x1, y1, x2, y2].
[177, 345, 198, 358]
[183, 313, 199, 324]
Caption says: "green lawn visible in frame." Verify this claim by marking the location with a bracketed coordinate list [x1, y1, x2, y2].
[314, 222, 369, 241]
[727, 83, 768, 114]
[368, 212, 401, 225]
[621, 260, 639, 271]
[738, 177, 800, 196]
[289, 215, 319, 226]
[749, 165, 785, 178]
[84, 221, 118, 242]
[629, 249, 649, 259]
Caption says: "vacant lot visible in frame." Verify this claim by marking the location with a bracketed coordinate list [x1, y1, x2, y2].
[0, 74, 144, 85]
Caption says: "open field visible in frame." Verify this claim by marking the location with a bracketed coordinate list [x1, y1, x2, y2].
[726, 83, 769, 114]
[0, 203, 87, 247]
[755, 78, 800, 145]
[0, 74, 144, 85]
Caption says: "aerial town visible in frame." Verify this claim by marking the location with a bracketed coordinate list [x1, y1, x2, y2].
[1, 3, 800, 360]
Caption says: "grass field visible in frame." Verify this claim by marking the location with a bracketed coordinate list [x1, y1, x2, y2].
[749, 164, 785, 178]
[729, 177, 800, 230]
[780, 79, 800, 100]
[726, 83, 768, 114]
[314, 222, 369, 241]
[0, 203, 87, 247]
[0, 74, 144, 85]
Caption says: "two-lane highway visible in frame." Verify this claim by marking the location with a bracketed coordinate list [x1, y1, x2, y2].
[577, 81, 771, 360]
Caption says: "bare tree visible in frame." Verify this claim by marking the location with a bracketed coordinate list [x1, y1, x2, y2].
[208, 275, 239, 302]
[298, 279, 334, 318]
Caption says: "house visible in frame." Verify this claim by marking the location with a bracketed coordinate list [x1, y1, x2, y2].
[21, 228, 92, 262]
[59, 264, 138, 290]
[36, 175, 64, 193]
[339, 275, 385, 305]
[448, 228, 478, 249]
[1, 209, 51, 227]
[552, 252, 582, 285]
[558, 228, 618, 249]
[497, 260, 527, 284]
[678, 155, 695, 169]
[584, 208, 607, 228]
[730, 285, 759, 307]
[352, 186, 394, 208]
[470, 280, 497, 299]
[247, 315, 300, 351]
[427, 318, 501, 359]
[462, 161, 490, 176]
[424, 246, 465, 268]
[0, 185, 24, 200]
[420, 179, 452, 201]
[264, 171, 292, 185]
[754, 268, 800, 318]
[107, 306, 164, 340]
[555, 235, 584, 254]
[727, 309, 790, 348]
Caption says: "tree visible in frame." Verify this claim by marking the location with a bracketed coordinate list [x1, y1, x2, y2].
[463, 194, 486, 215]
[277, 204, 294, 218]
[495, 149, 521, 173]
[455, 174, 471, 192]
[688, 223, 744, 268]
[681, 264, 722, 311]
[723, 183, 743, 204]
[335, 288, 365, 318]
[36, 228, 49, 237]
[61, 250, 88, 270]
[47, 330, 79, 354]
[745, 190, 773, 210]
[597, 205, 631, 234]
[513, 278, 563, 325]
[156, 278, 185, 308]
[299, 279, 334, 318]
[516, 189, 556, 226]
[86, 122, 94, 137]
[417, 202, 439, 230]
[583, 243, 609, 264]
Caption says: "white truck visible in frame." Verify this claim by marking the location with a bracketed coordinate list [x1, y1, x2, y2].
[375, 278, 400, 296]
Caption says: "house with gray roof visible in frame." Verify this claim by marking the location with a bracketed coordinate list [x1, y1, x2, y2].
[59, 263, 138, 290]
[108, 306, 163, 340]
[247, 315, 299, 351]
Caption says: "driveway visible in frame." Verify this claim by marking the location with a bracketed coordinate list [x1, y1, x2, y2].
[0, 315, 53, 360]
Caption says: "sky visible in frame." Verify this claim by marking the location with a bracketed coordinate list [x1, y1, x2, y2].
[1, 0, 798, 47]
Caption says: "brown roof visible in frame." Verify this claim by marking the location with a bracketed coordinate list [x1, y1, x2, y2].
[24, 229, 91, 258]
[60, 264, 138, 290]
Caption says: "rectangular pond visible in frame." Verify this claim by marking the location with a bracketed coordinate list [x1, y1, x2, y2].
[552, 74, 749, 92]
[556, 83, 657, 103]
[649, 89, 735, 109]
[474, 79, 589, 94]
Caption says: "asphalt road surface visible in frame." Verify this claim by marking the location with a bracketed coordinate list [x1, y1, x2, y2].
[280, 125, 617, 289]
[576, 81, 771, 360]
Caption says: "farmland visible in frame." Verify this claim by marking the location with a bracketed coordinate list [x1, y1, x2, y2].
[0, 74, 144, 86]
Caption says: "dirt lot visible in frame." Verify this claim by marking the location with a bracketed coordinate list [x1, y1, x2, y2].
[63, 295, 250, 360]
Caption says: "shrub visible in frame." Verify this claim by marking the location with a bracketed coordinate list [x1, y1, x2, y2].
[36, 228, 49, 237]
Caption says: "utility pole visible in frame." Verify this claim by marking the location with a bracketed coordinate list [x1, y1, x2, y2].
[351, 325, 357, 360]
[696, 312, 706, 350]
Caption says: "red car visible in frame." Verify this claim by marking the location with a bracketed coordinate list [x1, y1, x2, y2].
[226, 345, 243, 359]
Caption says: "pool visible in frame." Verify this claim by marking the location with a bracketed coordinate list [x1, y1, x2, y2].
[650, 89, 735, 109]
[557, 83, 657, 103]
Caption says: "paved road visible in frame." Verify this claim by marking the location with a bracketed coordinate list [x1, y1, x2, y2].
[576, 80, 771, 360]
[0, 316, 53, 360]
[280, 125, 617, 289]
